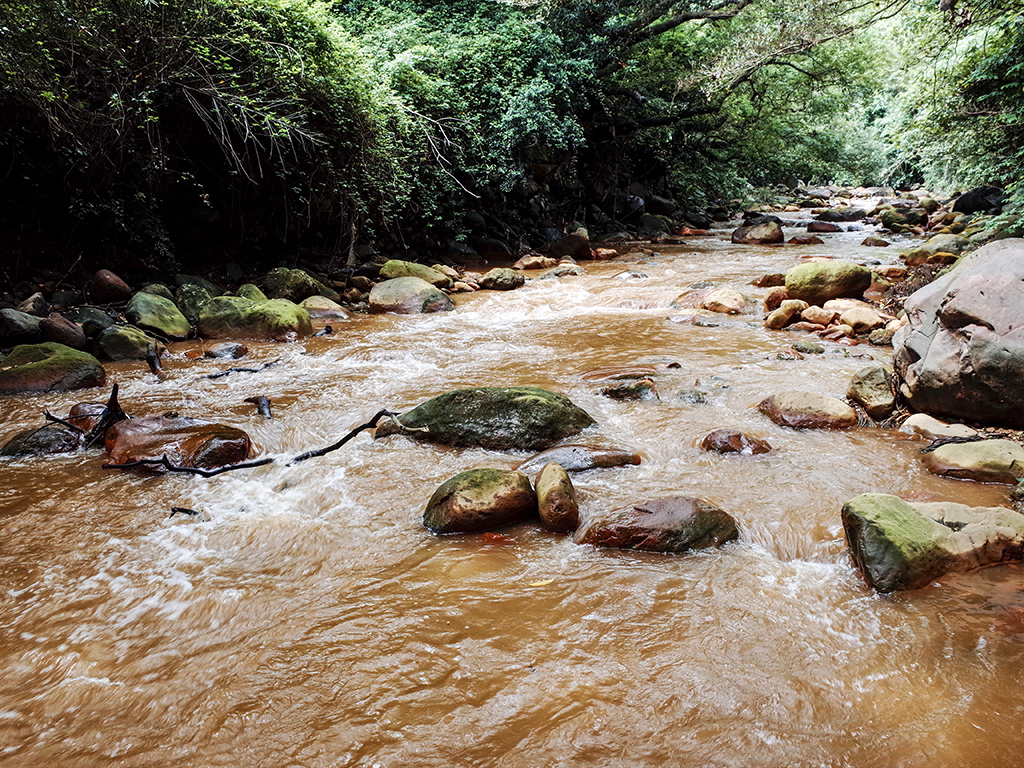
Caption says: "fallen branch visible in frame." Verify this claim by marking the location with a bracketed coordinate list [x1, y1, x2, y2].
[84, 383, 130, 447]
[204, 358, 281, 380]
[101, 408, 397, 476]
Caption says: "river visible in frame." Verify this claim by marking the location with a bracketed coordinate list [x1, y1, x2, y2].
[1, 219, 1022, 767]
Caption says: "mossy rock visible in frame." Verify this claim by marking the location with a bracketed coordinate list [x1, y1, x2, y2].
[126, 292, 191, 339]
[423, 468, 537, 534]
[175, 283, 213, 326]
[263, 268, 340, 303]
[94, 325, 158, 361]
[235, 283, 269, 302]
[197, 296, 312, 341]
[479, 268, 525, 291]
[784, 260, 872, 305]
[368, 277, 454, 314]
[375, 386, 596, 451]
[1, 424, 83, 456]
[0, 342, 106, 394]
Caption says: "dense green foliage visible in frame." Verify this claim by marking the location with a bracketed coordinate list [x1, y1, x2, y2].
[0, 0, 1020, 273]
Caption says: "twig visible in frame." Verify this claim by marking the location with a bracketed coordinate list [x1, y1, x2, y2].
[84, 383, 130, 447]
[204, 358, 281, 380]
[292, 408, 396, 462]
[44, 412, 84, 433]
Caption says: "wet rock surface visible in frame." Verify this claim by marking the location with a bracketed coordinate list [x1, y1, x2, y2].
[104, 415, 252, 472]
[423, 468, 537, 534]
[575, 496, 739, 554]
[0, 342, 106, 394]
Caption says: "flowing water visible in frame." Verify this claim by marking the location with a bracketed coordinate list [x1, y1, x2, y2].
[2, 223, 1023, 767]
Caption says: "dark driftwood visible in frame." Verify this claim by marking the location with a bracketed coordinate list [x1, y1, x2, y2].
[101, 408, 396, 477]
[244, 395, 273, 419]
[203, 358, 281, 380]
[84, 383, 130, 447]
[169, 506, 200, 517]
[920, 435, 993, 453]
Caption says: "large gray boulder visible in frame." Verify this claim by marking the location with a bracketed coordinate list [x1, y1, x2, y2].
[842, 493, 1024, 592]
[924, 439, 1024, 484]
[374, 386, 595, 451]
[0, 309, 42, 346]
[893, 238, 1024, 428]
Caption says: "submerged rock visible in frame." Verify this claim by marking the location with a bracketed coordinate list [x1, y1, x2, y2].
[0, 343, 106, 394]
[423, 468, 536, 534]
[104, 415, 252, 472]
[758, 391, 857, 429]
[842, 493, 1024, 592]
[375, 386, 595, 451]
[517, 444, 642, 474]
[1, 424, 83, 456]
[700, 429, 771, 455]
[601, 378, 659, 401]
[535, 462, 580, 534]
[574, 496, 739, 554]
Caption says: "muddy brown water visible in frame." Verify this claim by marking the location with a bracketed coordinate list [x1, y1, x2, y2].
[2, 224, 1023, 767]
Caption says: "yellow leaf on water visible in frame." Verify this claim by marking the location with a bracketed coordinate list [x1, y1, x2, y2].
[528, 579, 554, 587]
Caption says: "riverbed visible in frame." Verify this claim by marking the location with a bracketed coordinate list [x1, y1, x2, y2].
[1, 223, 1022, 767]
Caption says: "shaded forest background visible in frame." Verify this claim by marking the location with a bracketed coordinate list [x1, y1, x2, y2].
[0, 0, 1020, 278]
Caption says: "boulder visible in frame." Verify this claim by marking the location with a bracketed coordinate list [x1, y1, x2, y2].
[88, 269, 132, 304]
[94, 325, 157, 361]
[374, 386, 595, 451]
[513, 254, 558, 270]
[758, 391, 857, 429]
[16, 292, 49, 316]
[0, 424, 83, 456]
[765, 299, 808, 330]
[752, 273, 786, 288]
[368, 277, 454, 314]
[924, 439, 1024, 484]
[39, 313, 87, 350]
[299, 295, 350, 319]
[175, 283, 212, 326]
[731, 221, 784, 245]
[516, 444, 642, 475]
[952, 185, 1003, 215]
[788, 236, 825, 245]
[546, 233, 591, 261]
[263, 268, 340, 303]
[842, 493, 1024, 592]
[0, 343, 105, 394]
[535, 463, 580, 534]
[235, 284, 269, 302]
[801, 306, 837, 326]
[126, 292, 191, 340]
[879, 207, 928, 231]
[846, 365, 896, 420]
[763, 287, 789, 311]
[839, 306, 885, 334]
[817, 208, 866, 222]
[423, 468, 536, 534]
[140, 283, 175, 301]
[903, 234, 971, 266]
[784, 261, 872, 305]
[574, 496, 739, 554]
[699, 429, 771, 455]
[65, 307, 116, 338]
[862, 236, 891, 247]
[197, 296, 312, 341]
[701, 289, 748, 314]
[807, 221, 842, 233]
[479, 268, 525, 291]
[175, 274, 221, 295]
[104, 415, 252, 472]
[379, 260, 452, 289]
[893, 239, 1024, 428]
[0, 309, 42, 346]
